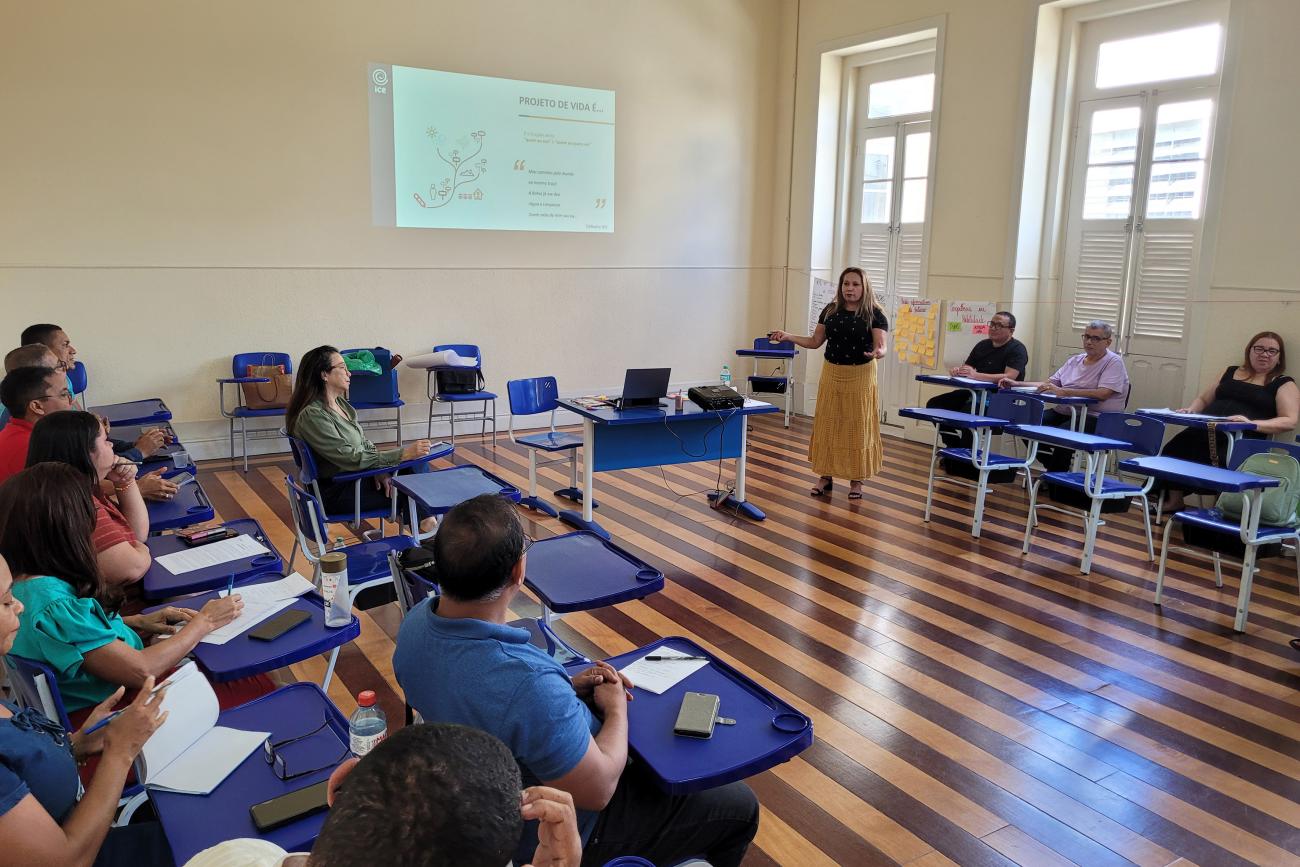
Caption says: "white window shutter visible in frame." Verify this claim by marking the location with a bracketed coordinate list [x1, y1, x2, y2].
[1070, 228, 1128, 330]
[893, 227, 924, 300]
[858, 227, 890, 297]
[1130, 229, 1195, 339]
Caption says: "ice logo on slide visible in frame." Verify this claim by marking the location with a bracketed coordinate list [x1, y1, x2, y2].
[371, 68, 389, 87]
[412, 128, 487, 210]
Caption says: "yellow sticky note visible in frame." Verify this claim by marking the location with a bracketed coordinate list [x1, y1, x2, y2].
[907, 352, 921, 364]
[923, 339, 935, 350]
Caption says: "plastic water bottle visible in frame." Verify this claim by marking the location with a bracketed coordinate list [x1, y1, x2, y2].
[319, 551, 346, 608]
[720, 365, 732, 388]
[348, 691, 387, 757]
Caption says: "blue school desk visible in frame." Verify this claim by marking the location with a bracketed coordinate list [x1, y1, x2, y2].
[391, 464, 521, 543]
[143, 579, 359, 683]
[915, 374, 999, 414]
[141, 518, 284, 599]
[556, 399, 779, 536]
[1135, 409, 1257, 464]
[523, 531, 664, 621]
[151, 683, 348, 864]
[89, 398, 172, 427]
[114, 421, 196, 477]
[147, 480, 215, 532]
[582, 636, 812, 794]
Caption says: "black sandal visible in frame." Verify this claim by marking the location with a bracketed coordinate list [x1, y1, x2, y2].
[848, 483, 863, 500]
[1290, 638, 1300, 654]
[811, 478, 833, 497]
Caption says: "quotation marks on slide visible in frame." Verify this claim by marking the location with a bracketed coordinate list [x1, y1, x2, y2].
[371, 69, 389, 87]
[594, 198, 607, 208]
[514, 160, 527, 171]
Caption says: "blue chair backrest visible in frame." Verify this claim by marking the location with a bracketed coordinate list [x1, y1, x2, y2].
[341, 347, 399, 404]
[986, 392, 1045, 426]
[232, 352, 293, 378]
[67, 361, 88, 396]
[3, 654, 72, 729]
[284, 432, 321, 485]
[284, 473, 329, 541]
[1095, 412, 1164, 456]
[753, 337, 794, 351]
[433, 344, 482, 370]
[507, 377, 560, 416]
[1230, 438, 1300, 471]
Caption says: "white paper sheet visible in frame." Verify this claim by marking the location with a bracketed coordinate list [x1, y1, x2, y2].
[138, 662, 215, 781]
[1137, 407, 1225, 421]
[619, 647, 710, 695]
[951, 377, 991, 387]
[155, 534, 271, 575]
[227, 572, 315, 606]
[146, 727, 269, 795]
[741, 398, 773, 409]
[199, 598, 297, 646]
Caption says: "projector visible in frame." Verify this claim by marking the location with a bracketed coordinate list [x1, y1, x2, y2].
[688, 385, 745, 411]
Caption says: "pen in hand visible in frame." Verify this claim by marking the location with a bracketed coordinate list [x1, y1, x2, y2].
[223, 575, 235, 598]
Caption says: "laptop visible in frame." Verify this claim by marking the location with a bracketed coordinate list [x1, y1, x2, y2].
[614, 368, 671, 409]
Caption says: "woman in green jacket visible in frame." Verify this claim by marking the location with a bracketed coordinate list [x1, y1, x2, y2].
[286, 345, 437, 533]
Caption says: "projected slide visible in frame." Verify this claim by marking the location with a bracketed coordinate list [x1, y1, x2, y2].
[369, 64, 614, 232]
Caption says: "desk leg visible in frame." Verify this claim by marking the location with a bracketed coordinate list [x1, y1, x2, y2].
[710, 415, 767, 520]
[559, 419, 608, 538]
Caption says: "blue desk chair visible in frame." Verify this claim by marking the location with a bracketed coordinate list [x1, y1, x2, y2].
[341, 346, 404, 449]
[1018, 413, 1164, 574]
[506, 376, 590, 520]
[901, 393, 1045, 538]
[284, 475, 414, 607]
[427, 343, 497, 444]
[218, 352, 293, 472]
[736, 337, 798, 427]
[67, 360, 88, 408]
[3, 654, 148, 826]
[1152, 440, 1300, 632]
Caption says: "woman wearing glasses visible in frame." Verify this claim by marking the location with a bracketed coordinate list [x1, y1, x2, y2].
[1156, 331, 1297, 513]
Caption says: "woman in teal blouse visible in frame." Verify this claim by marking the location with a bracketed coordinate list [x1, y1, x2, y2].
[285, 345, 437, 533]
[0, 549, 172, 867]
[0, 463, 243, 720]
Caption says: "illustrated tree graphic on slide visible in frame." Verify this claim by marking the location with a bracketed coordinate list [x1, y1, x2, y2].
[412, 127, 487, 209]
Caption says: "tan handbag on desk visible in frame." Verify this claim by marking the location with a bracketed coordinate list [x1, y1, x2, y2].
[241, 362, 295, 410]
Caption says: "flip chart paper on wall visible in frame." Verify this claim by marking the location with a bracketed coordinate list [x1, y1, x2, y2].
[943, 301, 999, 368]
[893, 299, 939, 368]
[807, 277, 837, 335]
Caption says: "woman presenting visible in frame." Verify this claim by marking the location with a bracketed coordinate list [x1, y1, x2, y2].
[772, 267, 888, 500]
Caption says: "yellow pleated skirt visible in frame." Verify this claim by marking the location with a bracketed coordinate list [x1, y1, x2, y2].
[809, 361, 884, 481]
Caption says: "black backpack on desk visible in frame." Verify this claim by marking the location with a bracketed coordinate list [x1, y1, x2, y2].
[435, 368, 485, 395]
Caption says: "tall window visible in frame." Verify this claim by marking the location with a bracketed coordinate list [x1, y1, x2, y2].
[848, 52, 935, 422]
[1056, 2, 1226, 406]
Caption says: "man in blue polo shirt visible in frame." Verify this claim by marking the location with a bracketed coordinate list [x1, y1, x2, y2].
[394, 495, 759, 867]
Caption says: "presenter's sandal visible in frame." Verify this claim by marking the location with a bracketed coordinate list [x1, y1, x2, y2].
[848, 481, 863, 500]
[811, 477, 833, 497]
[1290, 638, 1300, 654]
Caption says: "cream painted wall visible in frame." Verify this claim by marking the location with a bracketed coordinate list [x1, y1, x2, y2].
[0, 0, 786, 453]
[782, 0, 1300, 435]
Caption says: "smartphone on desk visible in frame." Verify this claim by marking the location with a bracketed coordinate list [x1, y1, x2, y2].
[248, 609, 311, 642]
[169, 472, 196, 487]
[250, 779, 330, 832]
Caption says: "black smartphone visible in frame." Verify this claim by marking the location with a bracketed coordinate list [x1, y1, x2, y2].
[673, 691, 721, 739]
[247, 609, 310, 641]
[179, 528, 235, 547]
[249, 779, 330, 832]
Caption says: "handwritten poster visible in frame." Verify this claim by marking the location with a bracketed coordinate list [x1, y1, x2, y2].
[807, 277, 837, 335]
[893, 299, 939, 368]
[943, 301, 999, 368]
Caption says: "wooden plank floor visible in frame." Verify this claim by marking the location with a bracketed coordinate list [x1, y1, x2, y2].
[198, 415, 1300, 867]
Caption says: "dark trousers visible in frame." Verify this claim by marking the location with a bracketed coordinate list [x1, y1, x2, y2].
[925, 389, 980, 449]
[1036, 411, 1097, 472]
[579, 761, 760, 867]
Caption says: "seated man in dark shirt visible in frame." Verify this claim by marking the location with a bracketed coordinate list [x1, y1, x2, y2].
[925, 310, 1029, 448]
[394, 495, 759, 867]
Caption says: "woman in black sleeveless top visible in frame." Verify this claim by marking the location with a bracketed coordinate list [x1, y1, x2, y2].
[1158, 331, 1299, 512]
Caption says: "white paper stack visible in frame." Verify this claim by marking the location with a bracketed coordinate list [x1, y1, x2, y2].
[200, 572, 316, 646]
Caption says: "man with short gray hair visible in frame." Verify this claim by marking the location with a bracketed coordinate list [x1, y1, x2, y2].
[1000, 319, 1129, 471]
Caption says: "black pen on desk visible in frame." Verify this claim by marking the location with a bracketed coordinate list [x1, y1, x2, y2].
[645, 655, 709, 661]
